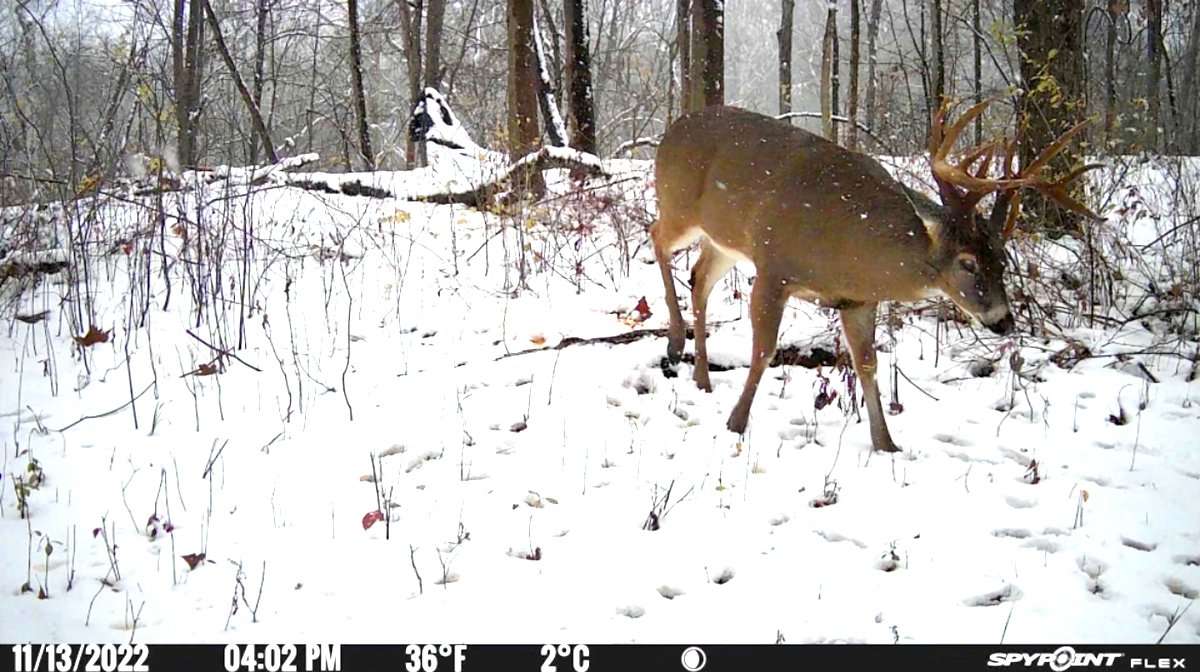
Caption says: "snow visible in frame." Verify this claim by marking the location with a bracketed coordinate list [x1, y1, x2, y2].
[0, 153, 1198, 646]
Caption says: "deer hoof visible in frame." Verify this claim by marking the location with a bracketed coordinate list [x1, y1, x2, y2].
[726, 414, 748, 435]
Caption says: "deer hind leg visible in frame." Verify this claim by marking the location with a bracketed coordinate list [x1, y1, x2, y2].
[839, 303, 901, 453]
[727, 273, 787, 435]
[650, 214, 698, 364]
[690, 241, 737, 392]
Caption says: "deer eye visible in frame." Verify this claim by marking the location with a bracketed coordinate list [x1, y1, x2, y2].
[959, 257, 979, 274]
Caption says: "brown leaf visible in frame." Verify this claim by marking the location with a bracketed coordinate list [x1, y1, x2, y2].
[181, 552, 206, 570]
[196, 362, 220, 376]
[73, 325, 110, 347]
[530, 334, 546, 346]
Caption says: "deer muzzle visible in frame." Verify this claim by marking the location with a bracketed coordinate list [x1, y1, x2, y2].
[986, 312, 1015, 335]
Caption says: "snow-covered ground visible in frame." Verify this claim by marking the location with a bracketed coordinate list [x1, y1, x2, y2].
[1, 153, 1198, 645]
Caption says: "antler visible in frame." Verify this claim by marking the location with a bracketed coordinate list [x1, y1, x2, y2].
[929, 98, 1103, 232]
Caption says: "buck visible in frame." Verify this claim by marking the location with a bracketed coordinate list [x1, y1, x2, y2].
[651, 101, 1099, 453]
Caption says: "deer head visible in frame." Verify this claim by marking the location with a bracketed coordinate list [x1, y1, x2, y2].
[924, 98, 1103, 335]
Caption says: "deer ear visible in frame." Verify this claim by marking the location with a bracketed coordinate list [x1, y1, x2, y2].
[903, 187, 945, 241]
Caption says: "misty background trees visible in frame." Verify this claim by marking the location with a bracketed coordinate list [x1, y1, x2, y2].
[2, 0, 1199, 208]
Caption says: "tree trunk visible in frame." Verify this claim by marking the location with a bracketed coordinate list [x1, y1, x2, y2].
[848, 0, 860, 150]
[778, 0, 794, 116]
[173, 0, 205, 169]
[676, 0, 691, 117]
[688, 0, 723, 111]
[564, 0, 597, 153]
[202, 0, 278, 164]
[395, 0, 424, 167]
[1183, 0, 1200, 152]
[348, 0, 374, 170]
[1014, 0, 1086, 235]
[972, 0, 982, 144]
[252, 0, 269, 163]
[537, 0, 564, 94]
[820, 2, 836, 141]
[931, 0, 944, 110]
[1145, 0, 1162, 150]
[508, 0, 541, 162]
[424, 0, 446, 91]
[533, 16, 568, 147]
[863, 0, 883, 132]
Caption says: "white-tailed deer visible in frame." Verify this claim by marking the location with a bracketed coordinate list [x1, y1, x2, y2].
[651, 100, 1099, 452]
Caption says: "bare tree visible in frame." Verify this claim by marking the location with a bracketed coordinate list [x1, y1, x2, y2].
[1146, 0, 1163, 149]
[508, 0, 540, 159]
[347, 0, 374, 169]
[533, 16, 567, 146]
[564, 0, 596, 153]
[688, 0, 723, 111]
[778, 0, 794, 116]
[425, 0, 446, 91]
[676, 0, 691, 118]
[863, 0, 883, 133]
[202, 0, 278, 164]
[1182, 0, 1200, 151]
[820, 1, 836, 141]
[172, 0, 206, 168]
[252, 0, 271, 163]
[972, 0, 982, 144]
[848, 0, 861, 150]
[395, 0, 424, 167]
[931, 0, 945, 109]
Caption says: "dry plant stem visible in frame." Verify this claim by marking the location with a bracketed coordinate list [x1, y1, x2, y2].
[409, 545, 423, 595]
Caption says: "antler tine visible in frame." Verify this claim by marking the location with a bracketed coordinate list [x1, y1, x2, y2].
[933, 98, 994, 162]
[931, 98, 1026, 201]
[1001, 192, 1023, 239]
[1033, 163, 1106, 221]
[963, 142, 997, 180]
[1021, 119, 1093, 177]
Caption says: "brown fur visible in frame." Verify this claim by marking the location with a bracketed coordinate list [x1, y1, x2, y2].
[651, 106, 1014, 452]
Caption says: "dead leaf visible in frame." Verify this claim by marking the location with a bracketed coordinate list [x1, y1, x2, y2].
[73, 326, 110, 347]
[530, 334, 546, 346]
[16, 311, 49, 324]
[181, 552, 206, 570]
[196, 362, 220, 376]
[362, 510, 385, 530]
[634, 296, 652, 320]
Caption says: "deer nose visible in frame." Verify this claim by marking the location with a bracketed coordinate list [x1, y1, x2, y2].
[987, 313, 1015, 335]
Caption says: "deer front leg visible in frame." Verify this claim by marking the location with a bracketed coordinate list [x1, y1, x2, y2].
[690, 241, 737, 392]
[727, 275, 787, 434]
[839, 303, 901, 453]
[651, 220, 688, 364]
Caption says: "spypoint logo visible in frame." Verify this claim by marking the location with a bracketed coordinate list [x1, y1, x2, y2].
[988, 646, 1124, 670]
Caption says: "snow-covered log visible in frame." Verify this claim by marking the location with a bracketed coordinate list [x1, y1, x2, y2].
[289, 89, 609, 209]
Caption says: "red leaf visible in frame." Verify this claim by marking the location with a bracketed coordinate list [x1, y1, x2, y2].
[634, 297, 652, 320]
[362, 510, 385, 530]
[181, 552, 206, 570]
